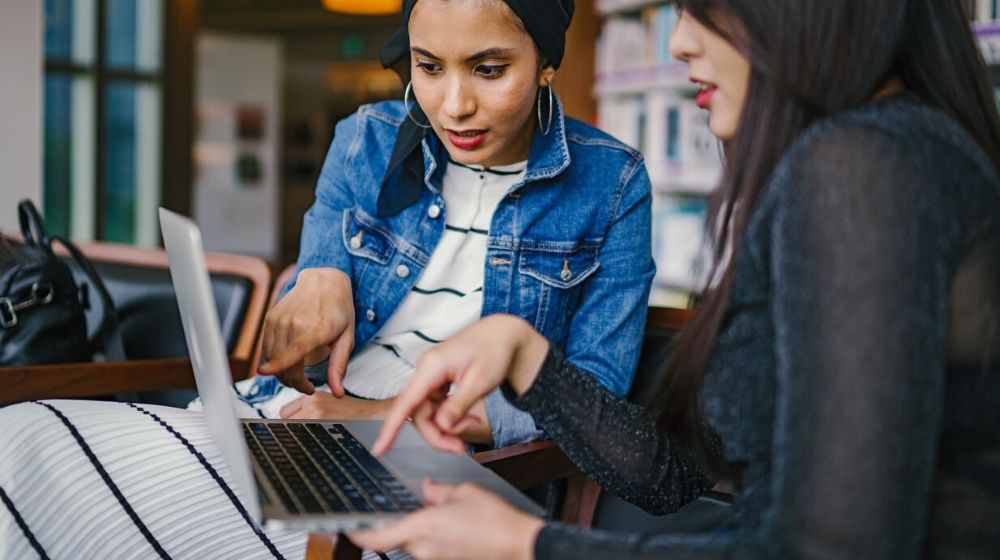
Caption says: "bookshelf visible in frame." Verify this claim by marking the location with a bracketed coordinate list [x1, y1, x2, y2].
[596, 0, 664, 17]
[596, 2, 1000, 308]
[595, 0, 714, 307]
[975, 20, 1000, 67]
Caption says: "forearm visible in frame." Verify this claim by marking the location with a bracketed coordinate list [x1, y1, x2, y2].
[512, 346, 712, 514]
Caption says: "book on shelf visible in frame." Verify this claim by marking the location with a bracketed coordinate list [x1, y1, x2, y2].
[652, 195, 710, 292]
[598, 94, 646, 151]
[598, 91, 722, 193]
[974, 0, 998, 22]
[643, 90, 722, 192]
[596, 3, 679, 80]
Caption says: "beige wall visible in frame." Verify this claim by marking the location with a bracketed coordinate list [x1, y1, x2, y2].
[193, 32, 283, 261]
[0, 0, 43, 230]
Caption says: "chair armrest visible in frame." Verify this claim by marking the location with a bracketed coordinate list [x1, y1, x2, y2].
[472, 440, 582, 491]
[0, 357, 250, 404]
[304, 534, 361, 560]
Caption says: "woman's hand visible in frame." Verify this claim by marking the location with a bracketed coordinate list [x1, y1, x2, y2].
[349, 479, 543, 560]
[373, 314, 549, 456]
[258, 268, 355, 397]
[279, 393, 392, 420]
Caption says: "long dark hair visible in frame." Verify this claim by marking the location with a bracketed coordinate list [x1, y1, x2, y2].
[652, 0, 1000, 470]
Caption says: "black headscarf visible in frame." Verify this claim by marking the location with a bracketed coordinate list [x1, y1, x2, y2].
[375, 0, 575, 217]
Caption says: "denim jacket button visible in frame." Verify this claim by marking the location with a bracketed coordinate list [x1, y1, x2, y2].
[427, 204, 441, 219]
[366, 309, 377, 323]
[560, 268, 573, 281]
[350, 234, 362, 250]
[396, 264, 410, 278]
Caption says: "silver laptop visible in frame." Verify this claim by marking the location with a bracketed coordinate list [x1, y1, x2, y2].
[158, 207, 543, 532]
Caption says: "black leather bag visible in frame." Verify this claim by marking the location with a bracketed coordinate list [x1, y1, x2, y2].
[0, 200, 124, 366]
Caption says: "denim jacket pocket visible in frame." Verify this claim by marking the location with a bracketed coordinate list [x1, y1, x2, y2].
[342, 207, 395, 264]
[517, 241, 601, 339]
[518, 242, 600, 288]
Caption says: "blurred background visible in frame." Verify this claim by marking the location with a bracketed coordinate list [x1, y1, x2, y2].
[0, 0, 598, 265]
[2, 1, 998, 307]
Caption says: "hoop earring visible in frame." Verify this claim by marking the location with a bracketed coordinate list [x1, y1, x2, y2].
[404, 81, 432, 129]
[537, 84, 554, 136]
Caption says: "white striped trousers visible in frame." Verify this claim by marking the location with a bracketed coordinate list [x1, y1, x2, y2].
[0, 400, 308, 560]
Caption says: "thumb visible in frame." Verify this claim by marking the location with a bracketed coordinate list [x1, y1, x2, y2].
[421, 479, 459, 506]
[327, 332, 353, 398]
[435, 372, 491, 431]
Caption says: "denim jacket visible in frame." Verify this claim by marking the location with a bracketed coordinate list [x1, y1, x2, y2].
[253, 96, 655, 447]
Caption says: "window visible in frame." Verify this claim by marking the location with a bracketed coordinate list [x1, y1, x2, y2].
[44, 0, 163, 245]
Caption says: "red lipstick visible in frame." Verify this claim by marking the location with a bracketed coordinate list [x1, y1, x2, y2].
[691, 78, 717, 110]
[446, 129, 487, 150]
[695, 86, 716, 109]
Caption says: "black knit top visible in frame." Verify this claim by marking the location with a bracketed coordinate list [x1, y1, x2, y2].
[515, 93, 1000, 559]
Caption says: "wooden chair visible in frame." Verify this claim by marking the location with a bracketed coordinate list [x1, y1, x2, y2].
[565, 307, 734, 532]
[0, 237, 271, 404]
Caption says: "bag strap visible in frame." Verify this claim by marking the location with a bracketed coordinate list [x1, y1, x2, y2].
[18, 200, 54, 256]
[51, 235, 126, 362]
[14, 199, 125, 361]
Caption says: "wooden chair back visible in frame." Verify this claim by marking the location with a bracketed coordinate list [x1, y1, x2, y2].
[0, 236, 271, 404]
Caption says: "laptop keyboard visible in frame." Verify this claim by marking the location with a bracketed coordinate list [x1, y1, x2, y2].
[243, 422, 422, 515]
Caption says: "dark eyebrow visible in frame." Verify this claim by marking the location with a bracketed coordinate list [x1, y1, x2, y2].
[410, 46, 516, 63]
[464, 47, 515, 62]
[411, 47, 440, 60]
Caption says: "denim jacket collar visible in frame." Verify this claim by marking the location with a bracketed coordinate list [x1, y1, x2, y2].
[520, 94, 571, 184]
[422, 95, 572, 187]
[381, 95, 572, 216]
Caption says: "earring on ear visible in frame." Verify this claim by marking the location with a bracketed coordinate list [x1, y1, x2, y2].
[537, 83, 554, 136]
[404, 81, 432, 129]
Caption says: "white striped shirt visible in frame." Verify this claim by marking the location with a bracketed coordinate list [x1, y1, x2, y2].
[342, 159, 526, 400]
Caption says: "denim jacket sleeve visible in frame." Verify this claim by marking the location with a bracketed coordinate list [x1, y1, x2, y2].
[484, 388, 546, 447]
[283, 113, 361, 298]
[485, 157, 655, 448]
[287, 113, 361, 383]
[563, 157, 655, 397]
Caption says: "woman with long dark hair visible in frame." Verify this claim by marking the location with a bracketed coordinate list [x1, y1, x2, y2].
[355, 0, 1000, 557]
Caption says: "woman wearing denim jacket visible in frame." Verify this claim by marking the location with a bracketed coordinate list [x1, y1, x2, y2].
[248, 0, 654, 449]
[0, 1, 655, 558]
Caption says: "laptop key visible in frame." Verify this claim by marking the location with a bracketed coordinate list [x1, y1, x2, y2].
[252, 422, 417, 515]
[245, 429, 300, 513]
[313, 424, 419, 512]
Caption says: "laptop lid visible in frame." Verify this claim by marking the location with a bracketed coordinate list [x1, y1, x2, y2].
[159, 207, 263, 523]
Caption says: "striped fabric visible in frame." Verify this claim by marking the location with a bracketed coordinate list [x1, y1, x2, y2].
[0, 401, 307, 559]
[343, 159, 526, 400]
[0, 401, 420, 559]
